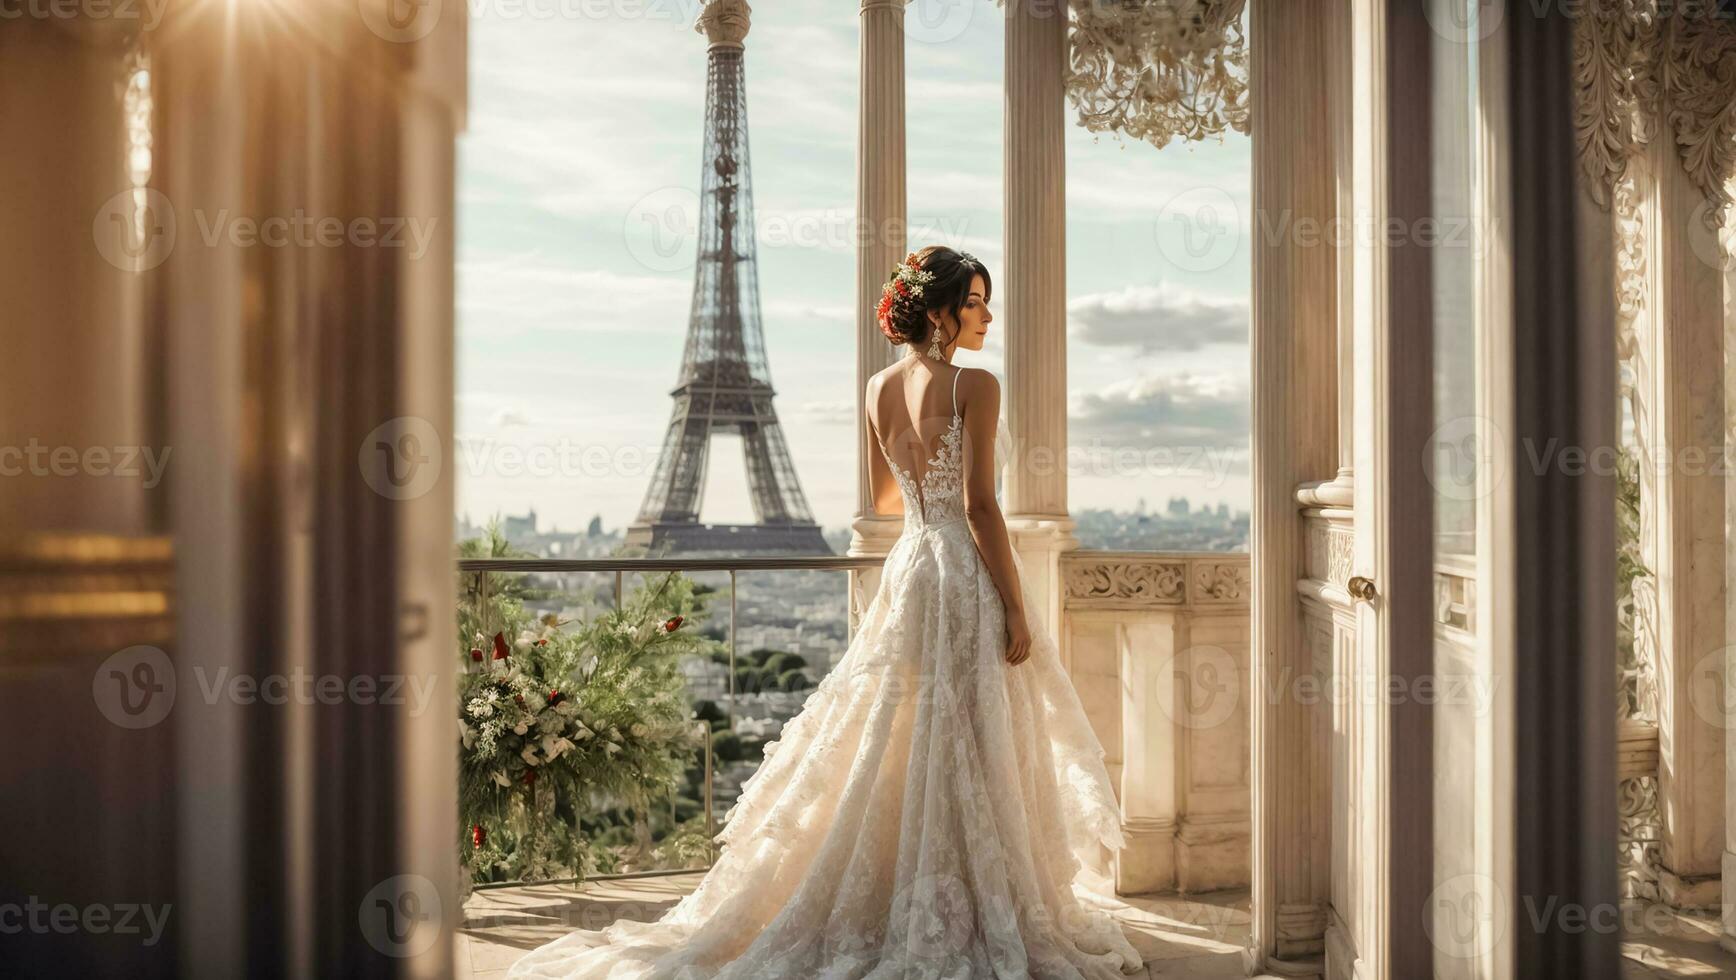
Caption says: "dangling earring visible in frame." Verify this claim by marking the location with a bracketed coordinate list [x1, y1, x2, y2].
[926, 322, 945, 361]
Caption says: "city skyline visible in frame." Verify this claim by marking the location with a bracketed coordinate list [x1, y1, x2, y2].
[457, 2, 1253, 535]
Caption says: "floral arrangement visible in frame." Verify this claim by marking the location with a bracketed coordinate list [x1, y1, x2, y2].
[875, 250, 937, 341]
[458, 568, 712, 889]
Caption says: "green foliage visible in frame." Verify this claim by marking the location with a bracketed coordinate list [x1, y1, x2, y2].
[776, 668, 815, 692]
[1615, 448, 1645, 597]
[1614, 448, 1653, 719]
[651, 813, 715, 870]
[693, 699, 728, 728]
[733, 665, 768, 695]
[456, 553, 716, 888]
[456, 524, 558, 646]
[710, 729, 744, 763]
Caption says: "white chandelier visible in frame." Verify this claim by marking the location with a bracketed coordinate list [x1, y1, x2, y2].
[1062, 0, 1250, 149]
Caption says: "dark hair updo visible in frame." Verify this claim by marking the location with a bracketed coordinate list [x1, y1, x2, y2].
[874, 244, 992, 349]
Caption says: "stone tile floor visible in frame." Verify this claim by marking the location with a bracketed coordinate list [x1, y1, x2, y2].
[457, 871, 1258, 980]
[457, 874, 1736, 979]
[1619, 902, 1736, 979]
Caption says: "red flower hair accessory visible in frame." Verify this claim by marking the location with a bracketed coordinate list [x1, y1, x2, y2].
[875, 252, 937, 342]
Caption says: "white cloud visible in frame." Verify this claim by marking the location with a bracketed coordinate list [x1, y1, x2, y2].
[1068, 284, 1247, 353]
[1070, 372, 1249, 450]
[491, 405, 531, 428]
[795, 401, 856, 425]
[762, 299, 853, 324]
[458, 251, 690, 337]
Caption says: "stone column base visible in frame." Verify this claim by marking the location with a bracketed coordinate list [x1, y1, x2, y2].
[1175, 815, 1251, 894]
[1720, 850, 1736, 953]
[1265, 953, 1326, 980]
[1114, 817, 1176, 896]
[1275, 902, 1327, 961]
[1659, 863, 1720, 910]
[1324, 915, 1361, 980]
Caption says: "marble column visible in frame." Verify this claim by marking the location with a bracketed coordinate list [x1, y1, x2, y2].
[1002, 0, 1073, 639]
[848, 0, 908, 626]
[1725, 222, 1736, 952]
[1633, 133, 1728, 911]
[1318, 0, 1356, 508]
[1296, 0, 1356, 510]
[1249, 0, 1339, 975]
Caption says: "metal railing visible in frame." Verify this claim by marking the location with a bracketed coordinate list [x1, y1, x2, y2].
[459, 554, 884, 887]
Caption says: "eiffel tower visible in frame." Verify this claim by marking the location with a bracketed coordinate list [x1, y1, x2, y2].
[625, 0, 829, 556]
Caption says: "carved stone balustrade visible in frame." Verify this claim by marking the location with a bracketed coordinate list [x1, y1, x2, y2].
[1058, 551, 1252, 896]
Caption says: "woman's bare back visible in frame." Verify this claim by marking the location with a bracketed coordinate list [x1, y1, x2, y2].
[867, 357, 967, 494]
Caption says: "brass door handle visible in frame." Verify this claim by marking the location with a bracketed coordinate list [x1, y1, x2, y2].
[1347, 576, 1378, 602]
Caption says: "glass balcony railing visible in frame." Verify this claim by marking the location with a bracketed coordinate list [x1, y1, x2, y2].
[455, 554, 883, 892]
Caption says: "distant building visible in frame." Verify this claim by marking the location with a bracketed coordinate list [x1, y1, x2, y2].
[501, 508, 537, 540]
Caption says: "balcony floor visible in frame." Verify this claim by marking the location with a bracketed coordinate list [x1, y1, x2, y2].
[458, 871, 1260, 979]
[458, 875, 1732, 978]
[1619, 902, 1736, 979]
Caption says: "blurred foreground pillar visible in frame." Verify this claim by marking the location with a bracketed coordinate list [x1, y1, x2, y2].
[0, 4, 464, 977]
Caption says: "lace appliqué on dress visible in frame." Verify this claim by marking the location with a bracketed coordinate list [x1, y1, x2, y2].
[879, 413, 964, 529]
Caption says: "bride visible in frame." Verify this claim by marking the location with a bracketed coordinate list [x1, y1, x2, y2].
[509, 246, 1144, 979]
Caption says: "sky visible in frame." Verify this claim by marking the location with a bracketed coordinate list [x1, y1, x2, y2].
[456, 0, 1252, 535]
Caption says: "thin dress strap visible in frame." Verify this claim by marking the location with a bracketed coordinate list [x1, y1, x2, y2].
[950, 367, 963, 419]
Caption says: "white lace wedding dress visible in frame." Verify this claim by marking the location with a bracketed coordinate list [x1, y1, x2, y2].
[509, 371, 1142, 980]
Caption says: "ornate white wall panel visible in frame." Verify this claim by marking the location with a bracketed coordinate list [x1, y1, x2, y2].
[1061, 552, 1251, 896]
